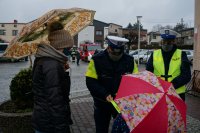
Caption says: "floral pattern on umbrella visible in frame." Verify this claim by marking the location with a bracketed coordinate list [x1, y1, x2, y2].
[113, 71, 186, 133]
[166, 96, 185, 132]
[115, 93, 163, 131]
[3, 8, 95, 59]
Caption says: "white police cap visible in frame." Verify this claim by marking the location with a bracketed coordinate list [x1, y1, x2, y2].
[160, 29, 180, 39]
[106, 36, 129, 48]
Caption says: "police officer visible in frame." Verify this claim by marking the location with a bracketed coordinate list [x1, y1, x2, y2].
[86, 36, 138, 133]
[146, 29, 191, 101]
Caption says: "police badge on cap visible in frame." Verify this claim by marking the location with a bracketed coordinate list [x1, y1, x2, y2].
[160, 29, 180, 39]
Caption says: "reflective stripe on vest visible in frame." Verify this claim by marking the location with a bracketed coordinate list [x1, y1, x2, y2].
[85, 59, 98, 79]
[153, 49, 186, 94]
[85, 59, 138, 79]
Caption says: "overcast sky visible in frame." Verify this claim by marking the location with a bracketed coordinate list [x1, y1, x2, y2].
[0, 0, 194, 31]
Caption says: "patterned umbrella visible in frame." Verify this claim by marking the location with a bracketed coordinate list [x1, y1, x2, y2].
[3, 8, 95, 59]
[112, 71, 186, 133]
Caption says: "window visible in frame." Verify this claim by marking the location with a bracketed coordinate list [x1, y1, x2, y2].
[14, 24, 17, 27]
[0, 30, 6, 35]
[12, 30, 18, 36]
[1, 24, 5, 27]
[0, 43, 8, 51]
[153, 35, 156, 39]
[96, 30, 103, 36]
[95, 40, 102, 44]
[115, 29, 118, 32]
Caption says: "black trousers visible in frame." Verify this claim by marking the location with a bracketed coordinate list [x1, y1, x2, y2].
[77, 58, 80, 65]
[94, 100, 118, 133]
[179, 93, 185, 101]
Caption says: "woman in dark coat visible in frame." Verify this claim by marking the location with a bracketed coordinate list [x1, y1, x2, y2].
[32, 21, 74, 133]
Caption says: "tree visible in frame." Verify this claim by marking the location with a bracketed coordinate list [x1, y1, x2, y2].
[173, 18, 188, 32]
[164, 25, 173, 30]
[132, 22, 143, 30]
[152, 24, 164, 32]
[124, 21, 144, 50]
[174, 23, 187, 32]
[126, 23, 133, 29]
[124, 30, 138, 48]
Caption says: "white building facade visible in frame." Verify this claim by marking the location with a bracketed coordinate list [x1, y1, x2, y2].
[77, 26, 95, 47]
[0, 20, 25, 43]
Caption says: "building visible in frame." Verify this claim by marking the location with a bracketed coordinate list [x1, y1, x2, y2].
[0, 20, 25, 43]
[76, 19, 110, 48]
[93, 20, 109, 46]
[147, 31, 162, 46]
[108, 23, 123, 37]
[178, 28, 194, 46]
[0, 19, 129, 49]
[122, 28, 148, 49]
[77, 25, 95, 47]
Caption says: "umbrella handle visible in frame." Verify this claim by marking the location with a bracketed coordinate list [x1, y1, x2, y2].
[111, 100, 120, 113]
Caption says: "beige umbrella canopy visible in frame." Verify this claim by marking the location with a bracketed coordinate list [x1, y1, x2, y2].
[3, 8, 95, 59]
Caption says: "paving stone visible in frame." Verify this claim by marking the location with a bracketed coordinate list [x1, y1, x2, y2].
[1, 61, 200, 132]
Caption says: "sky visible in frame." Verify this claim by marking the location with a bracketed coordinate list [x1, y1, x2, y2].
[0, 0, 195, 31]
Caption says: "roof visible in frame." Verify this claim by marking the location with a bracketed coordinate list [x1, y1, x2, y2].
[109, 23, 122, 27]
[92, 19, 109, 26]
[0, 22, 26, 24]
[147, 31, 160, 35]
[179, 28, 194, 32]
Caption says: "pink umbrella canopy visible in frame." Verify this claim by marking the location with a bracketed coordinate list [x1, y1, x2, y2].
[3, 8, 95, 59]
[114, 71, 186, 133]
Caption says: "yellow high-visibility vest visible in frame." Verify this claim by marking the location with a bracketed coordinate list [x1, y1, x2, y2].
[153, 49, 186, 94]
[85, 59, 138, 79]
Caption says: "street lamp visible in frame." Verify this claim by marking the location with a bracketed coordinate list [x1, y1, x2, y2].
[137, 16, 142, 65]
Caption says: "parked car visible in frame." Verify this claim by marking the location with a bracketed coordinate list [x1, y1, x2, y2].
[132, 49, 153, 64]
[182, 50, 193, 65]
[142, 50, 154, 63]
[129, 49, 146, 57]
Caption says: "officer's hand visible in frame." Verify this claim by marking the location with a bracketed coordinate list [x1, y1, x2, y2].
[106, 95, 113, 102]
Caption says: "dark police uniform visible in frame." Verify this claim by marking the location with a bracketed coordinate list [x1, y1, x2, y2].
[86, 49, 138, 133]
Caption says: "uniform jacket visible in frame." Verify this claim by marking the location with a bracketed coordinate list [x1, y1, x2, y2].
[86, 50, 137, 102]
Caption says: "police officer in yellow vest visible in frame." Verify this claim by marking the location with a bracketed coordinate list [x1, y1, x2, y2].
[86, 35, 138, 133]
[146, 29, 191, 101]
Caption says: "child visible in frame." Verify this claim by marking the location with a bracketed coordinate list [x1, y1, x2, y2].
[112, 114, 130, 133]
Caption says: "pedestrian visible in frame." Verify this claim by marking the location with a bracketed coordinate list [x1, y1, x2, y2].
[32, 21, 74, 133]
[76, 50, 81, 66]
[146, 29, 191, 101]
[111, 114, 130, 133]
[63, 47, 71, 61]
[94, 49, 99, 55]
[86, 35, 138, 133]
[70, 47, 76, 62]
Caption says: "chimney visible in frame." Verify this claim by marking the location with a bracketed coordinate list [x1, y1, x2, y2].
[14, 20, 18, 23]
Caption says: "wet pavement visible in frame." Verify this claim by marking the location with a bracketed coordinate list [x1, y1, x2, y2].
[0, 60, 200, 133]
[0, 60, 90, 102]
